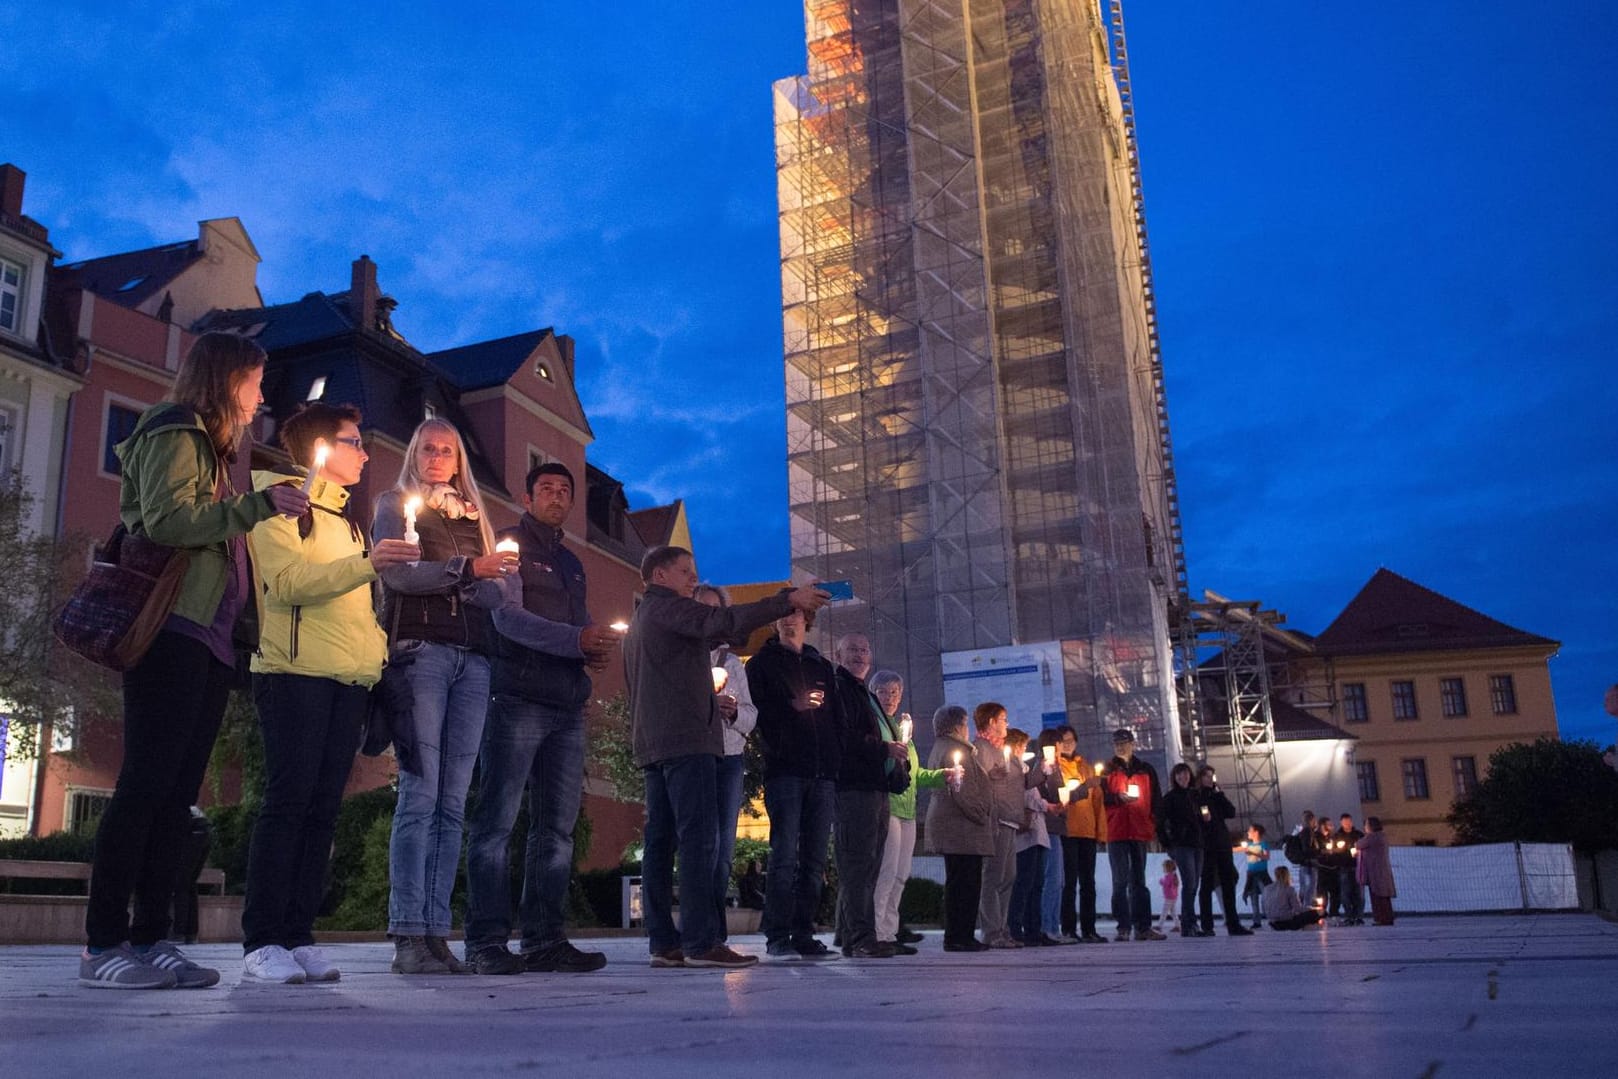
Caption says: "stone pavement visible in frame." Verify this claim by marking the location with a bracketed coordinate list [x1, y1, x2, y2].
[3, 915, 1615, 1078]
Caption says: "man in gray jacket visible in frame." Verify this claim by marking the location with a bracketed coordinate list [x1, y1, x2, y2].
[624, 546, 826, 969]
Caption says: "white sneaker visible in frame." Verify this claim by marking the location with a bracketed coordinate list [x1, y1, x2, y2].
[243, 944, 307, 984]
[292, 945, 340, 982]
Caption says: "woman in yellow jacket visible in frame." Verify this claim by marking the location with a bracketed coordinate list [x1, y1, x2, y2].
[1056, 725, 1109, 943]
[240, 403, 418, 984]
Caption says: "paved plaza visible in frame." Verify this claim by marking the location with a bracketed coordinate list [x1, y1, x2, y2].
[3, 915, 1615, 1077]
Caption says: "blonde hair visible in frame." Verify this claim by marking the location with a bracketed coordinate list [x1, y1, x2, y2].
[396, 418, 495, 552]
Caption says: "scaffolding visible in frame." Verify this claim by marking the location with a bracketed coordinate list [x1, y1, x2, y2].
[775, 0, 1185, 765]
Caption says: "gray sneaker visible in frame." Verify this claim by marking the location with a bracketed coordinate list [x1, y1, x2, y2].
[79, 943, 176, 990]
[391, 936, 450, 975]
[139, 941, 220, 988]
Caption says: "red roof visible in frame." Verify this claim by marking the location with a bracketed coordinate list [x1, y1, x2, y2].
[1313, 568, 1558, 657]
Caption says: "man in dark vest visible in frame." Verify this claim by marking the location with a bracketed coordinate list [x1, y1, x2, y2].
[464, 463, 620, 974]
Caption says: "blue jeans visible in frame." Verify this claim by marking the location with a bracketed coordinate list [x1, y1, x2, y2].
[1040, 836, 1064, 936]
[713, 753, 747, 940]
[761, 775, 835, 947]
[642, 754, 721, 956]
[243, 673, 366, 953]
[1108, 839, 1152, 933]
[464, 695, 584, 952]
[387, 642, 491, 937]
[1009, 845, 1046, 942]
[1169, 845, 1204, 930]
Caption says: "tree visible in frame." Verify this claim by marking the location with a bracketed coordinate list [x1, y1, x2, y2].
[0, 472, 118, 759]
[1446, 737, 1618, 853]
[587, 693, 643, 805]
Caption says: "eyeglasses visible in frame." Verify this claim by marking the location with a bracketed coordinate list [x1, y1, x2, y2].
[333, 436, 364, 449]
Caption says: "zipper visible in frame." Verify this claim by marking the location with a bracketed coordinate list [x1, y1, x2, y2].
[290, 606, 302, 660]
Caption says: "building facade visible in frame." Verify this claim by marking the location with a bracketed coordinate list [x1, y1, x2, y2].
[774, 1, 1185, 765]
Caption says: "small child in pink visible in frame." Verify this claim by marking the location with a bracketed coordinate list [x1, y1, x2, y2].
[1158, 858, 1179, 930]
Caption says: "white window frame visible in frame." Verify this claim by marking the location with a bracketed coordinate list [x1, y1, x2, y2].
[0, 254, 23, 335]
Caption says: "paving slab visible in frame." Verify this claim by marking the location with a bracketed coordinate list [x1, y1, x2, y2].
[3, 915, 1615, 1078]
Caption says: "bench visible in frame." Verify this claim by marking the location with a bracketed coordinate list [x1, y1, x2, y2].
[0, 859, 237, 945]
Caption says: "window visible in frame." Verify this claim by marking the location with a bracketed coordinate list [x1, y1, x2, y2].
[1356, 760, 1381, 802]
[535, 360, 553, 381]
[64, 787, 114, 835]
[102, 402, 142, 476]
[1440, 677, 1468, 717]
[1401, 758, 1430, 800]
[0, 403, 16, 472]
[423, 403, 437, 421]
[1341, 682, 1368, 723]
[306, 375, 328, 400]
[1489, 674, 1518, 715]
[1391, 680, 1419, 721]
[0, 256, 22, 333]
[527, 447, 553, 476]
[1452, 756, 1479, 798]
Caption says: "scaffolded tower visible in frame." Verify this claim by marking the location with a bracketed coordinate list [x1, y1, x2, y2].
[776, 0, 1185, 761]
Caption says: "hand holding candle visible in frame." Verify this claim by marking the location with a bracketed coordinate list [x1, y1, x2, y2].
[609, 620, 629, 633]
[711, 667, 729, 693]
[402, 496, 422, 545]
[1126, 782, 1141, 801]
[494, 538, 520, 576]
[898, 715, 913, 743]
[301, 441, 329, 494]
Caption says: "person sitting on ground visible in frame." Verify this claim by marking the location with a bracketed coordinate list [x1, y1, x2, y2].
[1262, 866, 1322, 931]
[1356, 817, 1397, 926]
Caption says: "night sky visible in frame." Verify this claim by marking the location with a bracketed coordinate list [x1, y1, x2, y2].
[4, 3, 1613, 743]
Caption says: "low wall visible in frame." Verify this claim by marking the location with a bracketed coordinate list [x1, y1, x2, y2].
[0, 895, 244, 945]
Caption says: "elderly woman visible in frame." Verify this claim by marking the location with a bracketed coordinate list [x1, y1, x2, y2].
[372, 418, 515, 975]
[1356, 817, 1397, 926]
[924, 705, 993, 952]
[869, 671, 946, 953]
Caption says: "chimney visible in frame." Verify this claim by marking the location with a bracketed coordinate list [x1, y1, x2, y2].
[0, 164, 25, 218]
[351, 255, 378, 332]
[556, 334, 576, 381]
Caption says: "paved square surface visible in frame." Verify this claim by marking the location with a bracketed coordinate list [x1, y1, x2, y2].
[4, 915, 1615, 1077]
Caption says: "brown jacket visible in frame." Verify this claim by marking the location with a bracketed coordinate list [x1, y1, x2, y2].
[924, 733, 994, 856]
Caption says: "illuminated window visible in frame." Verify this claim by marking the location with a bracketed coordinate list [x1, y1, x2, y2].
[535, 361, 553, 381]
[306, 376, 328, 400]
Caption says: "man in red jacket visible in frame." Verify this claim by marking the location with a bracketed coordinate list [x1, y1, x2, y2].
[1102, 729, 1165, 941]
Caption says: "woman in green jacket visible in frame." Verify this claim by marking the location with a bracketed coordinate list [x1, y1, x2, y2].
[239, 403, 419, 984]
[81, 333, 308, 990]
[868, 670, 947, 953]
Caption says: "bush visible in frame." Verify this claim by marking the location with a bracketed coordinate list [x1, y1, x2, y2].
[573, 868, 625, 928]
[321, 786, 398, 919]
[205, 803, 257, 894]
[898, 877, 943, 926]
[318, 812, 393, 931]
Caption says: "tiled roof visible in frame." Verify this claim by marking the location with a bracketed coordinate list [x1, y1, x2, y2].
[628, 502, 681, 548]
[1313, 568, 1558, 657]
[428, 330, 551, 391]
[55, 240, 200, 310]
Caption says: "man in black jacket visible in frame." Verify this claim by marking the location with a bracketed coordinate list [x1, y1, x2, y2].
[747, 610, 840, 960]
[625, 548, 826, 969]
[1195, 766, 1253, 936]
[464, 464, 619, 975]
[829, 633, 907, 958]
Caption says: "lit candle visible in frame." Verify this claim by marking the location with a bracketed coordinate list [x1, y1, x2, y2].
[609, 620, 629, 633]
[899, 716, 913, 743]
[952, 750, 963, 768]
[1058, 787, 1071, 805]
[1093, 762, 1105, 777]
[712, 667, 729, 693]
[1200, 805, 1212, 821]
[1002, 745, 1011, 765]
[495, 539, 520, 555]
[1064, 778, 1080, 792]
[1127, 782, 1140, 800]
[301, 441, 329, 494]
[1042, 746, 1057, 767]
[403, 496, 422, 545]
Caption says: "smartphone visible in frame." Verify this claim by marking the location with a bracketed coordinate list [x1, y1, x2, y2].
[818, 579, 855, 601]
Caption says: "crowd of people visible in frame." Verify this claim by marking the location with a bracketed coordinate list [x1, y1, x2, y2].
[74, 332, 1396, 990]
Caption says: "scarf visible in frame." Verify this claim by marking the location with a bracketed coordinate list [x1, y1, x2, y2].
[422, 482, 480, 521]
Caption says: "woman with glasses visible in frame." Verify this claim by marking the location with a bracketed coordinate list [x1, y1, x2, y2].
[372, 418, 515, 974]
[239, 404, 420, 983]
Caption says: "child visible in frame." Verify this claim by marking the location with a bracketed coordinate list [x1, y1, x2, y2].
[1355, 816, 1397, 926]
[1261, 866, 1322, 930]
[1235, 823, 1273, 928]
[1158, 858, 1179, 931]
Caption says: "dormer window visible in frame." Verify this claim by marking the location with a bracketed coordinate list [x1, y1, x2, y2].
[115, 275, 147, 293]
[0, 257, 22, 333]
[306, 376, 328, 401]
[535, 361, 553, 381]
[423, 403, 437, 420]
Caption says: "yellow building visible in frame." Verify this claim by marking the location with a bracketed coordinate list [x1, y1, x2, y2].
[1303, 570, 1559, 845]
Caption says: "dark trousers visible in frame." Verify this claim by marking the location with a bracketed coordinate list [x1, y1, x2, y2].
[1198, 848, 1241, 932]
[1009, 845, 1046, 941]
[1342, 875, 1365, 920]
[86, 632, 232, 949]
[1169, 845, 1204, 929]
[1061, 836, 1099, 937]
[642, 754, 721, 956]
[242, 673, 366, 953]
[761, 775, 835, 946]
[713, 753, 747, 940]
[1370, 892, 1395, 925]
[833, 787, 889, 951]
[942, 853, 985, 947]
[1272, 910, 1323, 930]
[1108, 839, 1152, 933]
[1318, 866, 1341, 916]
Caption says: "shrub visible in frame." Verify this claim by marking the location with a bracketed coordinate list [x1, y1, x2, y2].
[0, 832, 97, 894]
[898, 876, 944, 926]
[205, 802, 257, 894]
[318, 812, 393, 931]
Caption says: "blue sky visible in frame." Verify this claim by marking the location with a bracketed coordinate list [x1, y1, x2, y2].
[3, 2, 1613, 743]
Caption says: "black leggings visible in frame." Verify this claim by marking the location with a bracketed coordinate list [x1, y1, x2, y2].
[85, 632, 232, 948]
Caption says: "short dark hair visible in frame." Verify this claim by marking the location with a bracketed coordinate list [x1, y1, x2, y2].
[1250, 822, 1267, 838]
[525, 461, 575, 498]
[279, 402, 362, 469]
[973, 701, 1006, 728]
[641, 544, 692, 583]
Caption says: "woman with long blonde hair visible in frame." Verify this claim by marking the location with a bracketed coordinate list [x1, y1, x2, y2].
[80, 332, 309, 989]
[371, 417, 515, 974]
